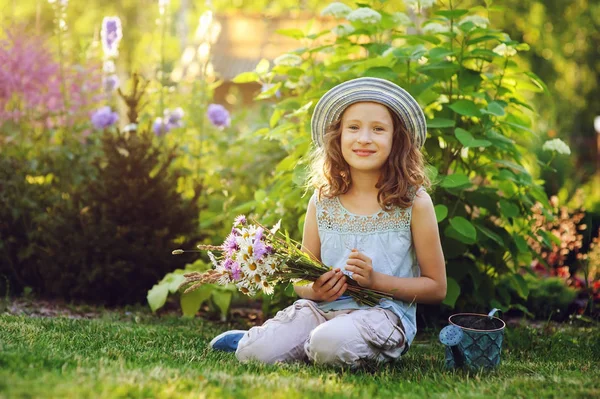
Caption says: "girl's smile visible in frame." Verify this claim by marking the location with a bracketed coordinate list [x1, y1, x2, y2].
[352, 149, 376, 156]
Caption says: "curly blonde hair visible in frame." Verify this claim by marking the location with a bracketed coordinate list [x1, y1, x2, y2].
[307, 105, 430, 209]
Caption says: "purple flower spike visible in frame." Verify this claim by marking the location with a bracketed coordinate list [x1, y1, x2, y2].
[207, 104, 230, 129]
[101, 16, 123, 57]
[234, 215, 247, 227]
[103, 74, 120, 92]
[91, 106, 118, 130]
[152, 117, 168, 136]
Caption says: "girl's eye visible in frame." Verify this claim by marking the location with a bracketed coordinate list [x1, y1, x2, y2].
[348, 125, 359, 130]
[374, 127, 385, 132]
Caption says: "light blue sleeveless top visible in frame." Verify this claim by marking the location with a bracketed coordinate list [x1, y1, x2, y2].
[311, 189, 422, 350]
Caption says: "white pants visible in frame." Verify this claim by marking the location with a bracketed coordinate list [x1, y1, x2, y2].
[236, 299, 407, 367]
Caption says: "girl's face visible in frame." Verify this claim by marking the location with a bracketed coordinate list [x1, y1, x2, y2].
[340, 102, 394, 174]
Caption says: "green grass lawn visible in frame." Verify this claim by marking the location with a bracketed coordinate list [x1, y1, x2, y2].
[0, 312, 598, 399]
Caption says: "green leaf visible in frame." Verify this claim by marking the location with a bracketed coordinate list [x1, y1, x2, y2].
[445, 225, 475, 245]
[485, 101, 506, 116]
[435, 204, 448, 223]
[475, 224, 505, 247]
[435, 9, 469, 19]
[455, 128, 492, 148]
[442, 277, 461, 307]
[364, 67, 397, 81]
[147, 283, 169, 312]
[254, 189, 267, 202]
[441, 174, 471, 188]
[180, 285, 213, 318]
[232, 71, 259, 84]
[499, 199, 520, 218]
[510, 274, 530, 299]
[449, 100, 481, 117]
[513, 234, 529, 253]
[212, 290, 233, 320]
[255, 58, 270, 75]
[524, 71, 550, 96]
[467, 34, 503, 46]
[276, 28, 305, 39]
[270, 108, 285, 128]
[449, 217, 477, 241]
[427, 118, 456, 128]
[167, 274, 186, 294]
[428, 47, 455, 60]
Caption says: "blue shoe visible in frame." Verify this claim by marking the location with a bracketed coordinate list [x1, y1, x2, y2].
[209, 330, 247, 352]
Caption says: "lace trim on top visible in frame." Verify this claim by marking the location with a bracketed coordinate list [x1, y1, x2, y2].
[315, 195, 412, 234]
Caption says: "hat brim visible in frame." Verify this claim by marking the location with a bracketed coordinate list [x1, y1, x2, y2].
[310, 77, 427, 148]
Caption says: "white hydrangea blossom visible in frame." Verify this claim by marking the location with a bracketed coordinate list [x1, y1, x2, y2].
[321, 2, 353, 18]
[331, 23, 355, 36]
[347, 7, 382, 24]
[418, 56, 428, 65]
[392, 12, 412, 26]
[273, 54, 303, 67]
[403, 0, 437, 12]
[422, 23, 447, 34]
[459, 15, 489, 28]
[493, 43, 517, 57]
[542, 139, 571, 155]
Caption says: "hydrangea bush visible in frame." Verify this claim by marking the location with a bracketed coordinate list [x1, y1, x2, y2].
[232, 0, 564, 314]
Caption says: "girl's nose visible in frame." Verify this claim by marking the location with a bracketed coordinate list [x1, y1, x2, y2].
[357, 128, 372, 144]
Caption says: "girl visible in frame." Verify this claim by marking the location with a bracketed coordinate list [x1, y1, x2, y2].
[210, 77, 446, 368]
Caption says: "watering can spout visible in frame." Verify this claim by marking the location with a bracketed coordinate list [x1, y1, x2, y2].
[439, 325, 465, 367]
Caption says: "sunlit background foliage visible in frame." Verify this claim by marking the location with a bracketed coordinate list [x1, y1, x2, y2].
[0, 0, 598, 325]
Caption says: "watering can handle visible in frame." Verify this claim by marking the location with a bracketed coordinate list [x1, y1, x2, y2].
[487, 308, 501, 319]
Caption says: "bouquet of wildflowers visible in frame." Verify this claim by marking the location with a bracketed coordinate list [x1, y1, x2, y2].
[174, 215, 393, 306]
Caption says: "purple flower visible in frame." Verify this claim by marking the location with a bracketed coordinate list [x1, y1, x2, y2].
[265, 245, 273, 255]
[91, 106, 118, 129]
[103, 74, 120, 92]
[223, 257, 234, 271]
[230, 227, 240, 236]
[207, 104, 230, 129]
[165, 107, 184, 128]
[234, 215, 247, 226]
[101, 17, 123, 57]
[152, 108, 185, 136]
[230, 261, 242, 281]
[223, 233, 239, 256]
[254, 227, 264, 242]
[152, 117, 168, 136]
[253, 233, 268, 261]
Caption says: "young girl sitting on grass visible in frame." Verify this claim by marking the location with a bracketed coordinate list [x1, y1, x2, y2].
[210, 77, 447, 368]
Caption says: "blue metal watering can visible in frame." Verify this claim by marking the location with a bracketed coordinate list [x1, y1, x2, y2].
[439, 309, 506, 371]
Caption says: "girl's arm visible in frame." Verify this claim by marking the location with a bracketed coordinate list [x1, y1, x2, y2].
[346, 190, 447, 304]
[295, 195, 347, 301]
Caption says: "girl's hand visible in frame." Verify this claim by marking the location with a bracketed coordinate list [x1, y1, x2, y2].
[311, 268, 347, 302]
[345, 249, 375, 288]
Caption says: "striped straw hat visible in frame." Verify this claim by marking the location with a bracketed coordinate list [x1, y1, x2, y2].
[310, 77, 427, 148]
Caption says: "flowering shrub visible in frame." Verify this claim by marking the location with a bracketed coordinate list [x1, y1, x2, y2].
[233, 0, 561, 314]
[0, 26, 102, 132]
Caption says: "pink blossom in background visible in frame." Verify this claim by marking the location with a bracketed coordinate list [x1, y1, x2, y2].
[0, 26, 103, 130]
